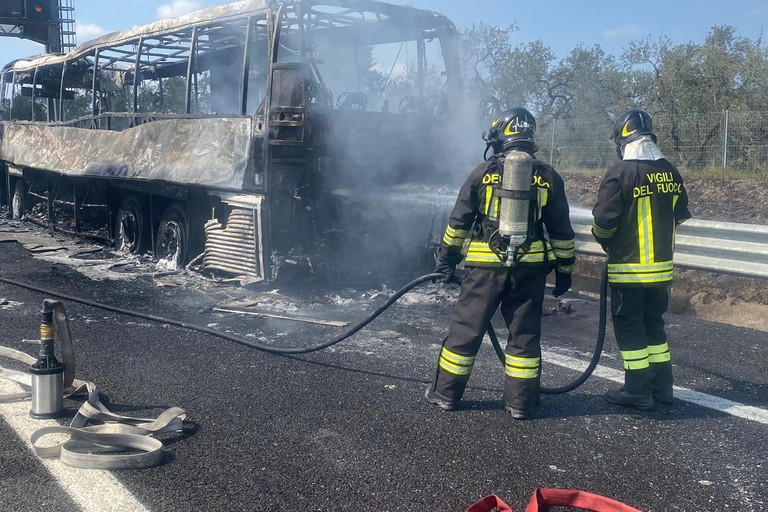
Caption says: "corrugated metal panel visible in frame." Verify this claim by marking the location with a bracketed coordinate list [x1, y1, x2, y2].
[203, 196, 264, 280]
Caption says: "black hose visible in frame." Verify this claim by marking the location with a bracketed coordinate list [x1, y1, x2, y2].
[2, 266, 608, 394]
[0, 273, 445, 355]
[485, 265, 608, 394]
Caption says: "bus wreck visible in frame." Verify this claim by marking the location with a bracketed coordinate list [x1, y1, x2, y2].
[0, 0, 462, 284]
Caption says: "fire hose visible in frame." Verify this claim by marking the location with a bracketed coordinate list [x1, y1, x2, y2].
[0, 265, 608, 472]
[0, 299, 185, 470]
[427, 266, 607, 395]
[1, 266, 606, 392]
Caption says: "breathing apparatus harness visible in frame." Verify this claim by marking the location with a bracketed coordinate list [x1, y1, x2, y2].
[484, 149, 548, 268]
[476, 149, 605, 393]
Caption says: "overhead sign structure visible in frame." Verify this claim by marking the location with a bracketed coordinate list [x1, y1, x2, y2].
[0, 0, 24, 18]
[0, 0, 66, 52]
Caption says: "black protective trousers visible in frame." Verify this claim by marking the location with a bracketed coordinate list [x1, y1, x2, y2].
[610, 285, 673, 395]
[431, 265, 547, 410]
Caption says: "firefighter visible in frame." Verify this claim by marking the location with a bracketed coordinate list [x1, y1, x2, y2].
[592, 108, 692, 411]
[425, 107, 575, 419]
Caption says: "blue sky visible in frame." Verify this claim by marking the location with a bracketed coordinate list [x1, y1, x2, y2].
[1, 0, 767, 65]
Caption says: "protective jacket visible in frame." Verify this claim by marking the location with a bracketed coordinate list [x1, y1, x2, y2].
[592, 158, 691, 286]
[438, 152, 575, 272]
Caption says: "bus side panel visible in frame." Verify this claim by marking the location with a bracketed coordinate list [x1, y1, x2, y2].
[0, 119, 255, 190]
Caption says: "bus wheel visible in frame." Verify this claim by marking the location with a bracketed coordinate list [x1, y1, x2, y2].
[156, 203, 188, 269]
[115, 196, 145, 254]
[11, 180, 25, 220]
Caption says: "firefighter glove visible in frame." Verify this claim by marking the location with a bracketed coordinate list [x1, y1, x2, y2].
[433, 260, 456, 284]
[553, 270, 572, 297]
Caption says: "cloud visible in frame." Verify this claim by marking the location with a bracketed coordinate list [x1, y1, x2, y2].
[75, 21, 109, 44]
[749, 5, 768, 15]
[602, 25, 645, 39]
[156, 0, 204, 20]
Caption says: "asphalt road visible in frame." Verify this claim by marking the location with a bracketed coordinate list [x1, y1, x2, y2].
[1, 224, 767, 512]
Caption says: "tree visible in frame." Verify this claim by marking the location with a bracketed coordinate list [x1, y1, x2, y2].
[457, 22, 518, 122]
[623, 26, 768, 168]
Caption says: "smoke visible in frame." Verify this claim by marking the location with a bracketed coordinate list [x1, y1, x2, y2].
[291, 6, 488, 286]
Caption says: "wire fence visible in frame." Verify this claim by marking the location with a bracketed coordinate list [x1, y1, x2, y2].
[536, 111, 768, 178]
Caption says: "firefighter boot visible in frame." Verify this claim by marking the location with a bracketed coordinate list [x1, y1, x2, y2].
[605, 368, 654, 411]
[424, 387, 458, 411]
[651, 361, 674, 405]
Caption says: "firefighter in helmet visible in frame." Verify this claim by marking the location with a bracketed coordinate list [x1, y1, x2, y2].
[592, 108, 692, 410]
[425, 107, 575, 419]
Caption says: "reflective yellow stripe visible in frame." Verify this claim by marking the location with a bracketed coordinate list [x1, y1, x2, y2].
[557, 265, 574, 273]
[466, 242, 503, 263]
[550, 238, 574, 249]
[505, 355, 540, 379]
[637, 196, 654, 264]
[441, 347, 475, 365]
[505, 367, 539, 379]
[609, 271, 674, 284]
[484, 185, 493, 215]
[440, 358, 473, 375]
[443, 226, 468, 247]
[649, 352, 671, 363]
[518, 240, 557, 263]
[465, 240, 558, 265]
[607, 261, 674, 284]
[550, 237, 575, 259]
[592, 221, 616, 238]
[439, 347, 475, 376]
[538, 187, 548, 208]
[648, 342, 671, 363]
[621, 348, 649, 370]
[505, 355, 540, 367]
[672, 195, 681, 252]
[608, 261, 674, 273]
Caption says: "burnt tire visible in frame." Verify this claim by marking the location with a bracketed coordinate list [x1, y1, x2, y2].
[155, 203, 188, 269]
[115, 196, 145, 254]
[11, 180, 25, 220]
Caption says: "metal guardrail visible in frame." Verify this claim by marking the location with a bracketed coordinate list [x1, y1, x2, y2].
[570, 209, 768, 280]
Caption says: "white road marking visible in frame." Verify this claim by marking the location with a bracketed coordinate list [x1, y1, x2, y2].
[545, 351, 768, 425]
[3, 346, 766, 512]
[0, 379, 150, 512]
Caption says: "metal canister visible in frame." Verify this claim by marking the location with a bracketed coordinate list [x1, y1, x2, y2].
[29, 309, 64, 419]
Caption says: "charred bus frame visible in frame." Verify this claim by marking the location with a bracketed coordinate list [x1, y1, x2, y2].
[0, 0, 461, 282]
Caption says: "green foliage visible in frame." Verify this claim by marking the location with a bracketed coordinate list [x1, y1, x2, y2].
[459, 23, 768, 173]
[9, 94, 48, 121]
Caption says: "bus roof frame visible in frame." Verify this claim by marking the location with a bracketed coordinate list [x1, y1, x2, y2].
[1, 0, 458, 74]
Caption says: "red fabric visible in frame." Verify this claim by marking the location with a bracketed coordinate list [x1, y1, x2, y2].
[525, 488, 643, 512]
[465, 494, 514, 512]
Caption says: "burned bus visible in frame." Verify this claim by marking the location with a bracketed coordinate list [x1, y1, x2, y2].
[0, 0, 463, 284]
